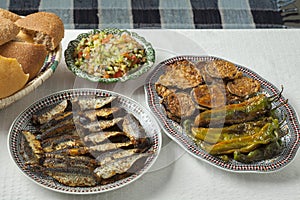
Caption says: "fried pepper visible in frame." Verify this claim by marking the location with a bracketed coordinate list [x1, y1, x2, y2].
[194, 94, 272, 127]
[200, 118, 279, 155]
[191, 117, 272, 144]
[233, 140, 283, 163]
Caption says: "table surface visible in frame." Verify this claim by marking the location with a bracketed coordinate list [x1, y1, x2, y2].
[1, 29, 300, 200]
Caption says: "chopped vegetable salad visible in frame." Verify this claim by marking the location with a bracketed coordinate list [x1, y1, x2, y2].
[74, 31, 147, 79]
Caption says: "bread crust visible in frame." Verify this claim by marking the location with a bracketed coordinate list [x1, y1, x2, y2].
[0, 55, 29, 99]
[15, 12, 64, 50]
[0, 8, 21, 22]
[0, 16, 20, 45]
[0, 41, 47, 80]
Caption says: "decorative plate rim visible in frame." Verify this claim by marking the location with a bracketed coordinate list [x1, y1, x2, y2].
[64, 28, 155, 83]
[0, 43, 62, 109]
[7, 88, 162, 194]
[144, 55, 300, 173]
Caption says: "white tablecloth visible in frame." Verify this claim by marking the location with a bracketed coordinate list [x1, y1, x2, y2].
[1, 29, 300, 200]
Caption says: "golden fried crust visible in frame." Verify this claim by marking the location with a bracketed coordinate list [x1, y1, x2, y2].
[0, 41, 47, 80]
[0, 8, 21, 22]
[162, 92, 196, 119]
[15, 12, 64, 50]
[158, 60, 203, 89]
[227, 76, 261, 97]
[205, 60, 242, 80]
[191, 84, 227, 108]
[155, 83, 176, 98]
[0, 16, 20, 45]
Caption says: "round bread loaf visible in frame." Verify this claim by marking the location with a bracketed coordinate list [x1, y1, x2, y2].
[0, 8, 21, 22]
[15, 12, 64, 51]
[0, 41, 47, 80]
[0, 55, 29, 99]
[0, 16, 20, 45]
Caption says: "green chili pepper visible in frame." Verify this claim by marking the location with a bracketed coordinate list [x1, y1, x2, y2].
[200, 118, 279, 155]
[194, 94, 272, 127]
[233, 140, 283, 163]
[191, 117, 272, 144]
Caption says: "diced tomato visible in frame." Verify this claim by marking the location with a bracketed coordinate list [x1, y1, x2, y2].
[103, 74, 110, 79]
[85, 53, 90, 60]
[113, 70, 123, 78]
[131, 55, 136, 60]
[78, 51, 83, 58]
[101, 34, 113, 44]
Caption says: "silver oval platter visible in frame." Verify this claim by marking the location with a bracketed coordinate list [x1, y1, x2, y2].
[8, 89, 161, 194]
[144, 55, 300, 173]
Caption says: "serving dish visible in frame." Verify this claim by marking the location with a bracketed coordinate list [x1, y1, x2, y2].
[0, 44, 62, 109]
[145, 55, 300, 173]
[64, 28, 155, 83]
[8, 88, 161, 194]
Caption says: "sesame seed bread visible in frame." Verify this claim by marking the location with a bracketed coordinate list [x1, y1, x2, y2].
[0, 16, 20, 45]
[15, 12, 64, 51]
[0, 41, 48, 80]
[0, 8, 21, 22]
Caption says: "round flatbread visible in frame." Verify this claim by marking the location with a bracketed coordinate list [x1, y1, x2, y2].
[0, 55, 29, 99]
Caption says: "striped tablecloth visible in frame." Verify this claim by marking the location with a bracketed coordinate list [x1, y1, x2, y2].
[0, 0, 296, 29]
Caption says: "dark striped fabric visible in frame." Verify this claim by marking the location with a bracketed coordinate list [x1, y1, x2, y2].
[73, 0, 99, 29]
[0, 0, 293, 29]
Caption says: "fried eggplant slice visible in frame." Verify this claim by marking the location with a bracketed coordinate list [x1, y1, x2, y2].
[162, 92, 196, 121]
[155, 83, 176, 98]
[191, 84, 226, 108]
[197, 61, 224, 84]
[205, 60, 242, 80]
[158, 59, 203, 89]
[227, 76, 261, 97]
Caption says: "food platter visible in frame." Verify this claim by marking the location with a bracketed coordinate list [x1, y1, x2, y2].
[8, 88, 161, 194]
[0, 44, 62, 109]
[145, 55, 300, 173]
[64, 28, 155, 83]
